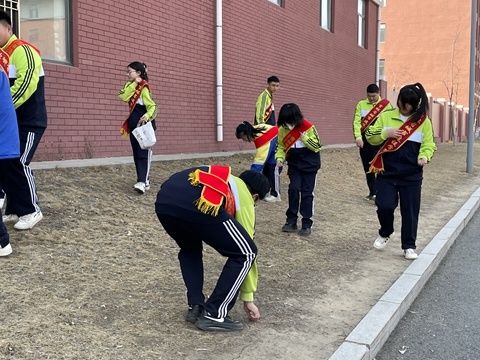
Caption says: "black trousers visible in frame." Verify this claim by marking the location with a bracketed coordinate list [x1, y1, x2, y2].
[156, 211, 257, 319]
[0, 198, 10, 248]
[129, 133, 152, 184]
[359, 140, 380, 196]
[0, 127, 44, 216]
[375, 176, 422, 249]
[286, 167, 318, 229]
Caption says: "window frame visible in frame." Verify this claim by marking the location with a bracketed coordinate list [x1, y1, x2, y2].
[378, 59, 385, 80]
[379, 23, 386, 43]
[268, 0, 283, 6]
[357, 0, 367, 48]
[320, 0, 334, 32]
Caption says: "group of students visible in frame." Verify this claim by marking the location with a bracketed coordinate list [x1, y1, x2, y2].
[154, 79, 436, 332]
[0, 13, 437, 331]
[0, 11, 48, 257]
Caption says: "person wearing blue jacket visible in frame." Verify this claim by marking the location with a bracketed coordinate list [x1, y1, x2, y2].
[0, 53, 20, 256]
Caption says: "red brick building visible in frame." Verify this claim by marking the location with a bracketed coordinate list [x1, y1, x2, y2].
[3, 0, 381, 161]
[379, 0, 480, 107]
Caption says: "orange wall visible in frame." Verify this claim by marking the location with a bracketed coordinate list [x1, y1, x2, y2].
[380, 0, 474, 106]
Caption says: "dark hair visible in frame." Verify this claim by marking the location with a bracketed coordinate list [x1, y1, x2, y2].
[397, 83, 429, 122]
[366, 83, 379, 93]
[0, 11, 12, 26]
[277, 103, 304, 128]
[267, 75, 280, 83]
[128, 62, 148, 81]
[235, 121, 265, 142]
[239, 170, 270, 200]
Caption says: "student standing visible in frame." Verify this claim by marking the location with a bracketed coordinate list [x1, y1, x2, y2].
[353, 84, 393, 200]
[235, 121, 281, 202]
[255, 76, 280, 126]
[0, 11, 47, 230]
[276, 103, 322, 237]
[0, 49, 19, 256]
[118, 62, 157, 194]
[366, 83, 436, 260]
[155, 165, 270, 331]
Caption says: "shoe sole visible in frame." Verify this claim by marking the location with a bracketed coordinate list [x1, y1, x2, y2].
[282, 228, 298, 233]
[134, 188, 145, 194]
[195, 322, 243, 332]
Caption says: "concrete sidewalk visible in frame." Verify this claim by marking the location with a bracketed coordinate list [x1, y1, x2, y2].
[329, 186, 480, 360]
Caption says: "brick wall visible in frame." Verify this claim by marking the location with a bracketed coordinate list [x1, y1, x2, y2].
[36, 0, 379, 161]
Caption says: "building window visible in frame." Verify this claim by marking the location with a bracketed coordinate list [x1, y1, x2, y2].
[379, 0, 387, 7]
[379, 23, 385, 43]
[357, 0, 367, 48]
[379, 59, 385, 80]
[268, 0, 282, 6]
[20, 0, 72, 64]
[0, 0, 19, 35]
[320, 0, 334, 32]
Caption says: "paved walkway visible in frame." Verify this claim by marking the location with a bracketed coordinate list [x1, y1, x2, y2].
[330, 187, 480, 360]
[376, 208, 480, 360]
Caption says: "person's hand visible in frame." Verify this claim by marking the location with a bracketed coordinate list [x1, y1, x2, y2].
[355, 138, 364, 148]
[243, 302, 260, 321]
[277, 160, 284, 168]
[418, 158, 428, 167]
[137, 115, 148, 127]
[386, 128, 404, 139]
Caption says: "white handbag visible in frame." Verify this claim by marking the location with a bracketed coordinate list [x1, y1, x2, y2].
[132, 121, 156, 149]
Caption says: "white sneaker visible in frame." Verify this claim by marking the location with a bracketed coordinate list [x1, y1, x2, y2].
[373, 232, 394, 250]
[14, 211, 43, 230]
[404, 248, 418, 260]
[0, 197, 4, 210]
[134, 182, 146, 194]
[0, 243, 12, 257]
[145, 183, 151, 191]
[263, 194, 281, 203]
[2, 214, 18, 223]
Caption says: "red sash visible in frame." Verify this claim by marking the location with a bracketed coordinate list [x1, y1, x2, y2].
[120, 80, 149, 136]
[3, 38, 41, 57]
[361, 99, 390, 133]
[254, 126, 278, 148]
[369, 114, 427, 173]
[0, 49, 9, 74]
[188, 165, 234, 216]
[283, 119, 314, 151]
[263, 103, 273, 122]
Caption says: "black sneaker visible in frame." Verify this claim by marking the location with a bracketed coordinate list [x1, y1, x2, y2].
[195, 313, 244, 332]
[298, 228, 311, 236]
[186, 304, 203, 323]
[281, 223, 298, 233]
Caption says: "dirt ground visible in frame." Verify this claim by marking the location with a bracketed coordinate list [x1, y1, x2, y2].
[1, 142, 480, 360]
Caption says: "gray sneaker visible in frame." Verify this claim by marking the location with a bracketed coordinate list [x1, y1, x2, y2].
[186, 304, 203, 323]
[195, 313, 243, 332]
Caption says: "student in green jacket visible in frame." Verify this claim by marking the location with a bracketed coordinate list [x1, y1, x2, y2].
[118, 62, 157, 194]
[155, 166, 270, 331]
[353, 84, 393, 201]
[276, 103, 322, 237]
[255, 75, 280, 125]
[366, 83, 436, 260]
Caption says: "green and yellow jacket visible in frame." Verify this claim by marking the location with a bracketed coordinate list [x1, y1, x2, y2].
[353, 97, 393, 140]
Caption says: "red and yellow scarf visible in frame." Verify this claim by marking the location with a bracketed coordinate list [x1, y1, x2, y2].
[369, 114, 426, 173]
[361, 99, 390, 133]
[3, 38, 41, 57]
[120, 80, 149, 136]
[188, 165, 235, 216]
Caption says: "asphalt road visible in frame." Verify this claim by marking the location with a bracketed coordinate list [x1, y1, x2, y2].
[376, 208, 480, 360]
